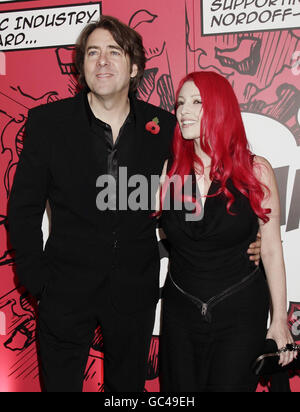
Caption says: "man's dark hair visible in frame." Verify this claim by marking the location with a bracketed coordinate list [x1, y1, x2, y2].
[75, 15, 146, 93]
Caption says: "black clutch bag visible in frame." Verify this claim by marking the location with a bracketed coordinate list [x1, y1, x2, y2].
[253, 339, 300, 376]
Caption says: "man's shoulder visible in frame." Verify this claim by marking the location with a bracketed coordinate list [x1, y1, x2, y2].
[28, 91, 82, 121]
[135, 98, 176, 123]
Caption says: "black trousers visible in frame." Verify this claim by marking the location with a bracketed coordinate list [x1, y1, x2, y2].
[160, 272, 269, 392]
[37, 276, 156, 392]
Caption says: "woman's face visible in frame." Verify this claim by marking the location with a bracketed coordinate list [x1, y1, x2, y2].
[176, 81, 203, 141]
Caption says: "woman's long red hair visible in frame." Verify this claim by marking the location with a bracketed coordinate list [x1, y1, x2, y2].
[161, 71, 270, 223]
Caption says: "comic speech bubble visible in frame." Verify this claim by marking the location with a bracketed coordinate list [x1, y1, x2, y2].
[0, 2, 101, 52]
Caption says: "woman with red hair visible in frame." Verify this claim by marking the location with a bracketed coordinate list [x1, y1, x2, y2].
[159, 71, 295, 392]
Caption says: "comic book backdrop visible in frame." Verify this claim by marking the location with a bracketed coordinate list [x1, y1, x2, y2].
[0, 0, 299, 392]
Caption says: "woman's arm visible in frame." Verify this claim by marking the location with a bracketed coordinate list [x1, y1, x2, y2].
[155, 159, 169, 214]
[254, 156, 296, 366]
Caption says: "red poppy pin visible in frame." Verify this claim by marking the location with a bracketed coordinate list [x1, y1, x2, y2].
[145, 117, 160, 135]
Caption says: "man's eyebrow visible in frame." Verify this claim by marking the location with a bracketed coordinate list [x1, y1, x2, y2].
[86, 46, 99, 52]
[86, 45, 124, 52]
[108, 45, 123, 51]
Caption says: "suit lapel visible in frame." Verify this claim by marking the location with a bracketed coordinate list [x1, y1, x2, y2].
[130, 98, 167, 175]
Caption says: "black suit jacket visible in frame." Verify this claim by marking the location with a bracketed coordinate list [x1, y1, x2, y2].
[8, 89, 176, 314]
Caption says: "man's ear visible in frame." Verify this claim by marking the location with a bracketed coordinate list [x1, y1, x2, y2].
[130, 64, 138, 79]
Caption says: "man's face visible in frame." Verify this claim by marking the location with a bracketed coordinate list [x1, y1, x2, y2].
[83, 28, 137, 99]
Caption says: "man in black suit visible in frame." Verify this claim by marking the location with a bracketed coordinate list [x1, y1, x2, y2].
[8, 16, 260, 392]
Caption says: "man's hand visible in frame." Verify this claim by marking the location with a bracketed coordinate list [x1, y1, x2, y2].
[247, 232, 261, 266]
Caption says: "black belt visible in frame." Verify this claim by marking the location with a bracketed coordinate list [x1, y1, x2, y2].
[169, 267, 261, 323]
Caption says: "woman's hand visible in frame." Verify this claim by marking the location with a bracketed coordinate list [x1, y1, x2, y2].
[247, 232, 261, 266]
[266, 320, 297, 367]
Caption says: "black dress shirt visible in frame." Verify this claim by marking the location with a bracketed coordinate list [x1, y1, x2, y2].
[85, 92, 136, 211]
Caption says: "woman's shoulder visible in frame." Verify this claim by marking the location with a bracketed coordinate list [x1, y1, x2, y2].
[252, 155, 275, 185]
[253, 155, 272, 168]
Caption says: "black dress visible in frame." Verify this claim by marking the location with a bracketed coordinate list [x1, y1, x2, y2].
[160, 174, 269, 392]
